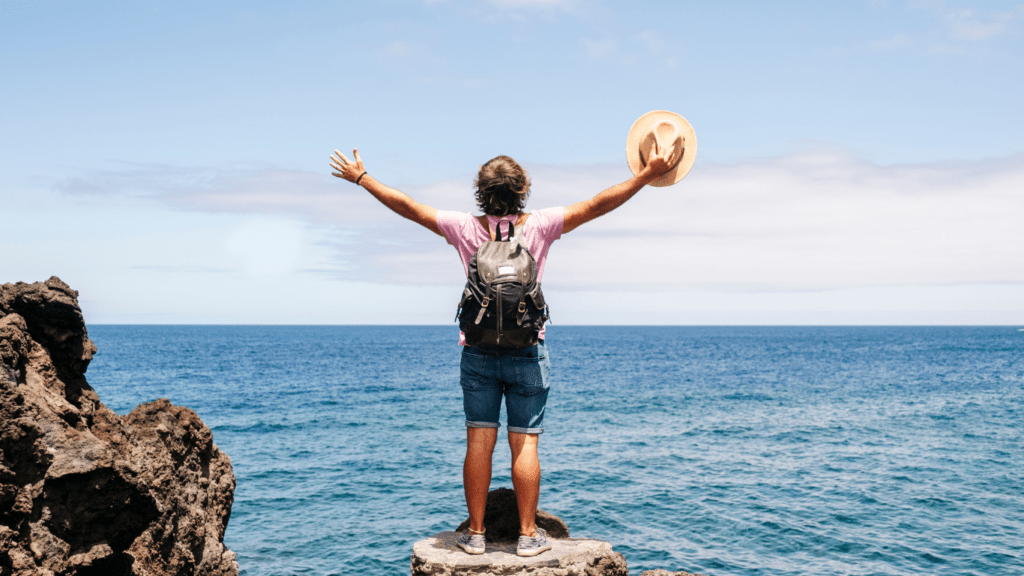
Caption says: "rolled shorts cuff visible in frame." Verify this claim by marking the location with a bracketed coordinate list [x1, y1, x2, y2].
[466, 420, 500, 429]
[507, 425, 544, 434]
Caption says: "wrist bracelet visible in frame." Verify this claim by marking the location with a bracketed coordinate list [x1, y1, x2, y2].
[355, 171, 367, 185]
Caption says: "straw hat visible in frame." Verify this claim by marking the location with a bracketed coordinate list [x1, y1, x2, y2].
[625, 110, 697, 187]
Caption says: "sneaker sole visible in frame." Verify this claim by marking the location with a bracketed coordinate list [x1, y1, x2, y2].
[457, 542, 486, 555]
[516, 543, 552, 557]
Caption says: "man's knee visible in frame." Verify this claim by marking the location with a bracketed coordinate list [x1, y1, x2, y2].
[467, 427, 498, 452]
[508, 431, 539, 456]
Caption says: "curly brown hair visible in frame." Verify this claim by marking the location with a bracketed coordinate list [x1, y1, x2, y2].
[474, 155, 531, 216]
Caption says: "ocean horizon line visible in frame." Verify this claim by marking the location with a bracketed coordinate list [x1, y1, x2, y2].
[87, 323, 1024, 328]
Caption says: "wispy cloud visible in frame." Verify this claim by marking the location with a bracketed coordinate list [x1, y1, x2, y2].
[583, 29, 678, 66]
[488, 0, 579, 9]
[476, 0, 585, 22]
[635, 30, 665, 53]
[950, 20, 1004, 39]
[581, 38, 615, 59]
[53, 164, 473, 285]
[1000, 4, 1024, 21]
[383, 40, 420, 58]
[128, 265, 229, 273]
[948, 9, 1006, 39]
[541, 150, 1024, 291]
[926, 43, 966, 54]
[908, 2, 1016, 41]
[377, 38, 446, 74]
[633, 30, 679, 68]
[868, 34, 914, 51]
[907, 0, 947, 16]
[54, 150, 1024, 291]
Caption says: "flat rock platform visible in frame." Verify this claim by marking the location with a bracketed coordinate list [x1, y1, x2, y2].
[411, 531, 628, 576]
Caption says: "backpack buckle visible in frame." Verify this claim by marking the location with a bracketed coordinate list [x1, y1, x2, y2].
[475, 296, 490, 325]
[518, 301, 526, 313]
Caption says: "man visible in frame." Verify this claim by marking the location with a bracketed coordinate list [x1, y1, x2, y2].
[330, 130, 679, 557]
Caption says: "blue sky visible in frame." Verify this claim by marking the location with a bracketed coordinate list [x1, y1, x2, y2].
[2, 0, 1022, 324]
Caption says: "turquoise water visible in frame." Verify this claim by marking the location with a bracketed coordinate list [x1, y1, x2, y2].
[86, 326, 1024, 575]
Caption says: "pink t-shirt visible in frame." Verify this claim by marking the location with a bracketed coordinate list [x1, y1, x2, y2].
[437, 207, 564, 345]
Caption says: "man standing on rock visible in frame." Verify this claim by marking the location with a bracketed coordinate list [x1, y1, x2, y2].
[330, 112, 691, 557]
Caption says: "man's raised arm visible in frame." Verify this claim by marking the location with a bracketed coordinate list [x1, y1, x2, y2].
[330, 148, 442, 236]
[562, 140, 679, 234]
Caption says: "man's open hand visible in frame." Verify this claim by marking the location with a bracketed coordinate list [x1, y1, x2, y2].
[330, 148, 365, 183]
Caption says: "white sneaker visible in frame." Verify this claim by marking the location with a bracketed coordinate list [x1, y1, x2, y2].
[516, 527, 552, 557]
[456, 531, 486, 555]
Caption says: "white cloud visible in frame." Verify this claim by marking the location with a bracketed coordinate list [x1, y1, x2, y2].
[384, 40, 419, 58]
[868, 34, 914, 51]
[489, 0, 577, 8]
[475, 0, 590, 23]
[581, 38, 615, 59]
[378, 39, 445, 72]
[578, 30, 679, 67]
[635, 30, 665, 53]
[52, 164, 472, 286]
[632, 30, 680, 68]
[539, 151, 1024, 292]
[1000, 5, 1024, 21]
[54, 150, 1024, 295]
[907, 0, 947, 16]
[926, 43, 966, 54]
[907, 2, 1014, 42]
[950, 20, 1005, 39]
[948, 10, 1006, 39]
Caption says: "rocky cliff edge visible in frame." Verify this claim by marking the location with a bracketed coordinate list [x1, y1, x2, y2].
[0, 277, 238, 576]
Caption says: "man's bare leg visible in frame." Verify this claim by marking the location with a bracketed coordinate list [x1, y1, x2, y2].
[464, 427, 498, 533]
[508, 431, 540, 536]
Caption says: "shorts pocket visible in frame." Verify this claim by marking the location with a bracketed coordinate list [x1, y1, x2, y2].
[460, 350, 493, 391]
[511, 355, 550, 396]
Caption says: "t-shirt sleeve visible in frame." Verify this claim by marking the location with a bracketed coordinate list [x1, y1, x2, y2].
[436, 210, 471, 245]
[531, 207, 564, 242]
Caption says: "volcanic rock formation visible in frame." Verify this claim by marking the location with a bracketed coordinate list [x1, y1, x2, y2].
[0, 277, 238, 576]
[454, 487, 569, 543]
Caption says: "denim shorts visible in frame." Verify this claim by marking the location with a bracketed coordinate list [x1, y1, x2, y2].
[460, 341, 550, 434]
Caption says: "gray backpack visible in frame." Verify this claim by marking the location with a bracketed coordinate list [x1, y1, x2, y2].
[456, 220, 548, 347]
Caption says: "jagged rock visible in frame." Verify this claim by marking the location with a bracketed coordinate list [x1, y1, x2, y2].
[634, 565, 708, 569]
[455, 488, 569, 544]
[0, 277, 238, 576]
[411, 532, 628, 576]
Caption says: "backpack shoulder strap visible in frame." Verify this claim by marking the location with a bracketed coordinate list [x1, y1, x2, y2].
[495, 220, 514, 241]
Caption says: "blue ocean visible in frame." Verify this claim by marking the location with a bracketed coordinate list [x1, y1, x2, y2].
[85, 326, 1023, 576]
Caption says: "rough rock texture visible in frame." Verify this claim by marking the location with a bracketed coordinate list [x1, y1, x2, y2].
[455, 488, 569, 544]
[411, 533, 628, 576]
[0, 277, 238, 576]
